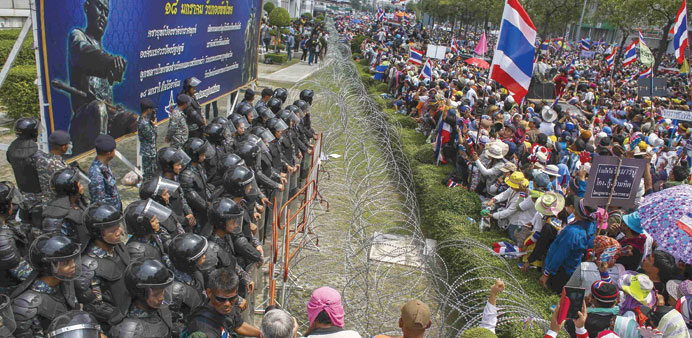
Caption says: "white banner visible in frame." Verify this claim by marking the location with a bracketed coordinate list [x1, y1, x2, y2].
[662, 109, 692, 122]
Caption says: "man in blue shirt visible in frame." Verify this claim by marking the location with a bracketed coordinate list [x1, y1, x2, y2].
[540, 198, 596, 294]
[88, 134, 122, 212]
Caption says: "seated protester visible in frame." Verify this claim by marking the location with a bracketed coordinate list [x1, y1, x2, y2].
[666, 280, 692, 335]
[541, 198, 596, 294]
[157, 147, 196, 231]
[110, 259, 175, 338]
[617, 272, 658, 318]
[641, 250, 678, 302]
[564, 281, 620, 338]
[481, 171, 530, 242]
[76, 203, 131, 331]
[565, 236, 625, 294]
[487, 162, 516, 196]
[124, 199, 173, 267]
[138, 177, 185, 235]
[207, 198, 253, 300]
[12, 235, 84, 338]
[0, 181, 33, 296]
[471, 140, 507, 195]
[305, 287, 362, 338]
[521, 192, 565, 272]
[180, 138, 213, 236]
[185, 267, 261, 337]
[42, 168, 90, 248]
[544, 300, 590, 338]
[616, 211, 652, 271]
[168, 233, 207, 333]
[222, 167, 264, 270]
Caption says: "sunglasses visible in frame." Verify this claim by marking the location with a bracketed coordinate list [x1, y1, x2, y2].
[214, 294, 238, 304]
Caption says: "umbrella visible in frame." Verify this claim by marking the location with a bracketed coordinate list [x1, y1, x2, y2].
[465, 57, 490, 69]
[639, 185, 692, 264]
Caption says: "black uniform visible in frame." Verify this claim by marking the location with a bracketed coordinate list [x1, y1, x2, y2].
[179, 165, 213, 236]
[6, 137, 42, 195]
[185, 302, 244, 338]
[42, 196, 89, 248]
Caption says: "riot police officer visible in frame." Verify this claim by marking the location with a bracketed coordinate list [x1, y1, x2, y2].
[237, 138, 277, 238]
[255, 105, 275, 129]
[209, 116, 237, 153]
[138, 177, 185, 236]
[299, 88, 314, 106]
[42, 168, 89, 247]
[12, 234, 83, 338]
[124, 199, 172, 265]
[0, 294, 15, 337]
[203, 123, 229, 184]
[180, 77, 207, 139]
[235, 101, 257, 130]
[209, 153, 247, 190]
[251, 128, 286, 239]
[180, 138, 213, 236]
[266, 97, 282, 115]
[109, 259, 174, 338]
[255, 87, 273, 109]
[229, 113, 250, 143]
[222, 167, 263, 270]
[0, 182, 32, 296]
[294, 99, 316, 141]
[168, 233, 207, 333]
[76, 202, 131, 329]
[157, 147, 196, 230]
[45, 310, 104, 338]
[6, 118, 43, 198]
[273, 87, 288, 104]
[266, 118, 294, 212]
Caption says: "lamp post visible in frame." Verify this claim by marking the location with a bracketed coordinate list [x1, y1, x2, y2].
[575, 0, 588, 42]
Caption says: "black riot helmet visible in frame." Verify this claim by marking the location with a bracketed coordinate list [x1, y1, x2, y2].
[204, 123, 226, 143]
[14, 117, 39, 139]
[267, 97, 282, 114]
[273, 88, 288, 103]
[211, 116, 237, 134]
[237, 141, 261, 167]
[299, 89, 314, 105]
[29, 234, 82, 280]
[286, 104, 301, 116]
[183, 137, 209, 163]
[218, 153, 246, 174]
[0, 181, 16, 215]
[124, 199, 172, 237]
[236, 102, 256, 121]
[208, 197, 244, 231]
[51, 168, 81, 197]
[157, 147, 191, 173]
[256, 105, 275, 120]
[229, 114, 250, 132]
[139, 176, 180, 205]
[183, 76, 201, 92]
[46, 310, 102, 338]
[293, 99, 309, 113]
[266, 118, 289, 136]
[169, 233, 208, 274]
[278, 109, 300, 126]
[0, 294, 16, 336]
[83, 202, 123, 242]
[252, 126, 276, 143]
[124, 258, 174, 304]
[223, 166, 255, 198]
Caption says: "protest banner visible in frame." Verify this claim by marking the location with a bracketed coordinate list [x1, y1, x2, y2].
[662, 109, 692, 122]
[584, 156, 647, 209]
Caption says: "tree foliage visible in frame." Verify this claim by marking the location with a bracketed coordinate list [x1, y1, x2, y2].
[268, 7, 291, 27]
[263, 1, 275, 14]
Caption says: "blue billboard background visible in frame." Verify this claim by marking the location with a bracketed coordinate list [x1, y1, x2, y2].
[34, 0, 261, 156]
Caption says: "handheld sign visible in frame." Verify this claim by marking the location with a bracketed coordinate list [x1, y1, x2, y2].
[662, 109, 692, 122]
[584, 156, 648, 209]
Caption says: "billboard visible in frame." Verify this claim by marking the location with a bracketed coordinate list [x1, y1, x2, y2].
[34, 0, 262, 156]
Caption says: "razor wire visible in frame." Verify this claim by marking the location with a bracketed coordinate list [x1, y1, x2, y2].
[264, 23, 552, 337]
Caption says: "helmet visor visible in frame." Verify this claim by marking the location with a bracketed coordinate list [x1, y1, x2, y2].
[76, 170, 91, 186]
[174, 149, 191, 167]
[261, 110, 275, 120]
[49, 252, 82, 281]
[188, 77, 201, 87]
[144, 284, 174, 309]
[234, 116, 250, 130]
[288, 112, 300, 125]
[46, 324, 101, 338]
[225, 122, 237, 135]
[143, 199, 173, 225]
[259, 129, 275, 143]
[154, 177, 180, 195]
[0, 294, 16, 334]
[274, 119, 289, 132]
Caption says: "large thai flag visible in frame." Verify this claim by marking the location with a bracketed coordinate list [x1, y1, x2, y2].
[605, 48, 617, 70]
[623, 39, 638, 67]
[376, 7, 385, 21]
[490, 0, 536, 104]
[433, 118, 453, 163]
[419, 59, 432, 79]
[408, 48, 423, 65]
[451, 37, 459, 54]
[639, 66, 652, 78]
[672, 0, 689, 64]
[567, 58, 576, 74]
[580, 38, 591, 51]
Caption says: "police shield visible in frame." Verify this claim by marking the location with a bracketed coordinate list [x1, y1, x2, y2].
[154, 177, 181, 196]
[0, 294, 16, 337]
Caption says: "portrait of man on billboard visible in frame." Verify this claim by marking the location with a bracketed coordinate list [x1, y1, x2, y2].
[52, 0, 137, 155]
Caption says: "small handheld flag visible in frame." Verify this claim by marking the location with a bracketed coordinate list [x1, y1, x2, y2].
[408, 48, 423, 65]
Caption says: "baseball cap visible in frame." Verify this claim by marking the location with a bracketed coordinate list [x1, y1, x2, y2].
[400, 299, 431, 330]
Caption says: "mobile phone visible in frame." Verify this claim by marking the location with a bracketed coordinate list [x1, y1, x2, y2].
[561, 286, 586, 320]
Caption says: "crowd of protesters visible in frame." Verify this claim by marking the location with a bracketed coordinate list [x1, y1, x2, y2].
[338, 13, 692, 338]
[260, 16, 330, 65]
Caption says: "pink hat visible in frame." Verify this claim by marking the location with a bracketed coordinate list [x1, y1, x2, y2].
[307, 287, 346, 327]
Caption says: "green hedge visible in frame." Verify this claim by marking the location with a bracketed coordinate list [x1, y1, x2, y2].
[351, 35, 367, 54]
[354, 61, 557, 337]
[264, 53, 287, 64]
[0, 65, 39, 119]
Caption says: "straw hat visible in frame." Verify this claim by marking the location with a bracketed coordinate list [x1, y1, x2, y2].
[485, 141, 507, 159]
[500, 162, 517, 173]
[534, 192, 565, 216]
[541, 164, 560, 177]
[505, 171, 529, 189]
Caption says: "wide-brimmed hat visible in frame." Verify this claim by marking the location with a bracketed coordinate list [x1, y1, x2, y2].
[505, 171, 528, 189]
[622, 211, 643, 234]
[619, 272, 655, 305]
[541, 106, 557, 123]
[485, 141, 507, 159]
[500, 162, 517, 173]
[535, 192, 565, 216]
[541, 164, 560, 177]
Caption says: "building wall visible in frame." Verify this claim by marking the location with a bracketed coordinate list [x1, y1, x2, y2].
[0, 0, 30, 28]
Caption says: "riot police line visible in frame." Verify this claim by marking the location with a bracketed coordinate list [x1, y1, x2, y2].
[0, 87, 319, 338]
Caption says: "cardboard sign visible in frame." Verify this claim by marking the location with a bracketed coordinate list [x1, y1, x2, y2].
[637, 77, 667, 98]
[584, 156, 648, 209]
[662, 109, 692, 122]
[426, 44, 447, 59]
[579, 51, 596, 59]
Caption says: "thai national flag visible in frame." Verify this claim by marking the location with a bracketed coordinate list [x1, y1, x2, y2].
[376, 7, 385, 21]
[567, 59, 576, 74]
[451, 37, 459, 54]
[623, 39, 638, 67]
[433, 118, 452, 163]
[419, 59, 432, 79]
[638, 30, 649, 49]
[672, 0, 689, 64]
[402, 14, 410, 25]
[489, 0, 537, 104]
[408, 48, 423, 65]
[580, 38, 591, 51]
[540, 39, 550, 51]
[677, 212, 692, 238]
[605, 48, 617, 70]
[639, 66, 652, 78]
